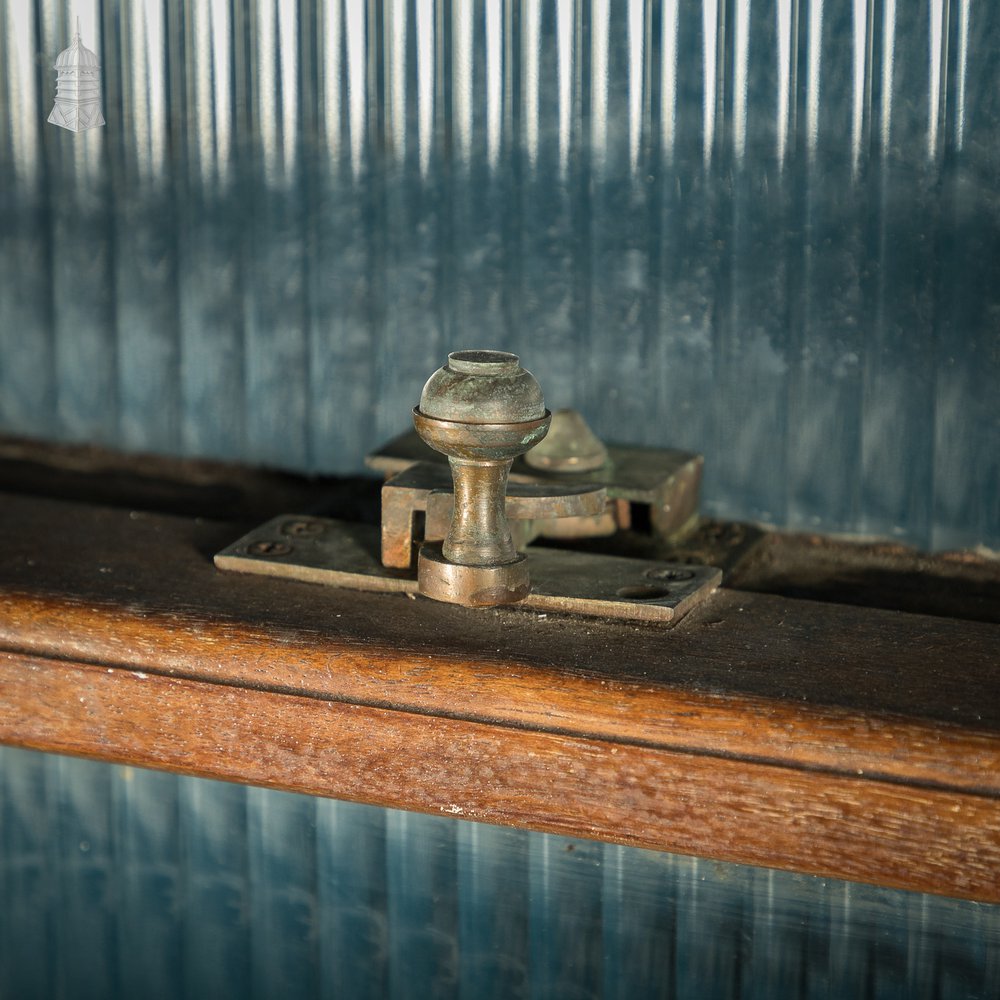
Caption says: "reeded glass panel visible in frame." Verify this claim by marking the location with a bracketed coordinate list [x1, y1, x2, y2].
[2, 747, 998, 999]
[2, 7, 998, 997]
[0, 1, 997, 549]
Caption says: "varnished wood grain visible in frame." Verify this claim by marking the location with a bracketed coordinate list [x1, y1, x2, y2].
[1, 491, 999, 901]
[5, 587, 1000, 799]
[2, 651, 998, 903]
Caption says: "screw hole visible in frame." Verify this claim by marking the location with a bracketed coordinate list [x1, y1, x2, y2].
[282, 520, 324, 537]
[616, 584, 672, 601]
[247, 540, 292, 556]
[645, 567, 695, 582]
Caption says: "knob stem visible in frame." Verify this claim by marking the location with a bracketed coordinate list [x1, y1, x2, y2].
[444, 458, 518, 566]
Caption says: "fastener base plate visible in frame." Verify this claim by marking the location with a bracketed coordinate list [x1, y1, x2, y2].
[215, 517, 721, 625]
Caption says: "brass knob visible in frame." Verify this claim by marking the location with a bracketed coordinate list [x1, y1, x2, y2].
[413, 350, 550, 606]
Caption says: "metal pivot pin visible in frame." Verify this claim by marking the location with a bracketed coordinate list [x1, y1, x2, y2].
[412, 350, 551, 606]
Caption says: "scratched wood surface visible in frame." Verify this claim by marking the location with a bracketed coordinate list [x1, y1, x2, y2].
[0, 490, 998, 902]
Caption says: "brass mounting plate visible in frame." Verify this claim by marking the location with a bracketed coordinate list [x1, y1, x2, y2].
[215, 516, 722, 625]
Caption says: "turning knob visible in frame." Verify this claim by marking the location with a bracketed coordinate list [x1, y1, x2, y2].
[413, 350, 551, 606]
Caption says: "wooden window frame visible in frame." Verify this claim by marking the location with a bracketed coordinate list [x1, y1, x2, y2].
[0, 440, 998, 904]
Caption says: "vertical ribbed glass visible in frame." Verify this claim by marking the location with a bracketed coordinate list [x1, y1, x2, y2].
[177, 0, 245, 458]
[1, 748, 999, 999]
[113, 766, 183, 1000]
[1, 0, 998, 549]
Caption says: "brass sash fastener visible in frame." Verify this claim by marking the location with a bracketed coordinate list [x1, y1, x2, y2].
[216, 349, 721, 624]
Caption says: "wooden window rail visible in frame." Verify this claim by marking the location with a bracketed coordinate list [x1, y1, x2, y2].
[0, 441, 998, 904]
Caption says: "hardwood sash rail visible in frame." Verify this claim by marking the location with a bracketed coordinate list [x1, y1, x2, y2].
[0, 490, 998, 903]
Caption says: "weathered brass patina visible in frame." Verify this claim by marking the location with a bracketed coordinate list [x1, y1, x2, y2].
[215, 348, 721, 624]
[524, 408, 610, 473]
[215, 516, 722, 624]
[412, 351, 551, 606]
[378, 462, 609, 570]
[367, 424, 703, 546]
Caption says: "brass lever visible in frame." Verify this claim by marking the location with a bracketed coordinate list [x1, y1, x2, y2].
[380, 462, 608, 570]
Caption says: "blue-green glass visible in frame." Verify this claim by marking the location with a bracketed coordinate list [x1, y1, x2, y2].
[0, 0, 997, 550]
[1, 748, 998, 1000]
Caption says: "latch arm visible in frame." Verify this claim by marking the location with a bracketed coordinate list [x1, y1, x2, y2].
[380, 462, 609, 569]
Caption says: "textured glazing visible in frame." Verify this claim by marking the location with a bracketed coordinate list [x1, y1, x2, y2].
[1, 1, 998, 548]
[1, 747, 998, 999]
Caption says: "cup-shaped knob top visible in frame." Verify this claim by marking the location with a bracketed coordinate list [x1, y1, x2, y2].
[418, 350, 545, 424]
